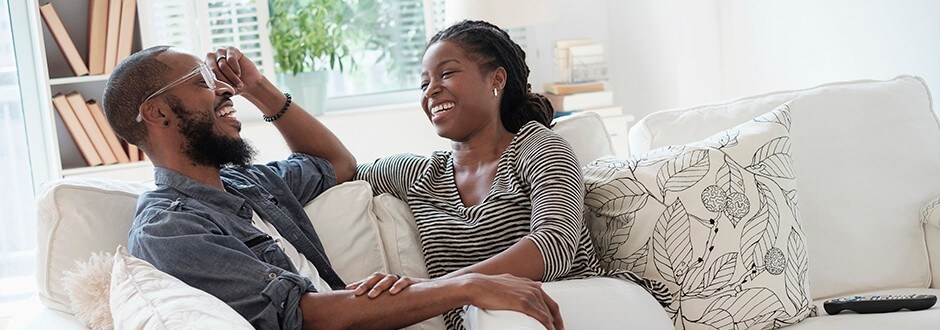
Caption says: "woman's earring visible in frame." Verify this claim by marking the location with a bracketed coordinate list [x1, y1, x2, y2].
[162, 120, 169, 127]
[493, 88, 498, 97]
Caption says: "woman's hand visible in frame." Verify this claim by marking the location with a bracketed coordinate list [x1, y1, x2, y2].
[346, 272, 428, 298]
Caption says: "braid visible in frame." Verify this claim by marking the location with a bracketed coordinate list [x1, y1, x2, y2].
[428, 20, 553, 133]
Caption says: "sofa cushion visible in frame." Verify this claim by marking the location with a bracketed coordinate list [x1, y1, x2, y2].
[110, 246, 253, 329]
[371, 193, 446, 330]
[304, 180, 387, 283]
[465, 278, 674, 329]
[583, 104, 815, 329]
[35, 178, 153, 314]
[628, 75, 940, 299]
[786, 288, 940, 329]
[552, 111, 615, 166]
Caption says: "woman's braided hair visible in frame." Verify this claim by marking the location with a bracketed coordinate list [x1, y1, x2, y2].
[427, 20, 554, 133]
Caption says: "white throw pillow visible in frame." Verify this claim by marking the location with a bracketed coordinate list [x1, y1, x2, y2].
[304, 181, 388, 283]
[35, 178, 153, 314]
[371, 193, 446, 330]
[109, 246, 253, 329]
[583, 104, 815, 329]
[61, 252, 114, 330]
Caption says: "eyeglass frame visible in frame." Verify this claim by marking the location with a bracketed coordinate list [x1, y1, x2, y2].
[135, 63, 221, 122]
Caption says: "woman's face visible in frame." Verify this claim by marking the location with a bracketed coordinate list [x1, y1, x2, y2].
[420, 41, 503, 141]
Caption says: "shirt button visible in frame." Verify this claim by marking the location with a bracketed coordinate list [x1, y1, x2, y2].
[269, 196, 279, 205]
[280, 302, 285, 309]
[268, 272, 277, 280]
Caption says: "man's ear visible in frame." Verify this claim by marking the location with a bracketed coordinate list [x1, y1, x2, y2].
[138, 100, 171, 126]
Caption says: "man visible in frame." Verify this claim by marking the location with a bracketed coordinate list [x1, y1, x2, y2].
[101, 45, 563, 330]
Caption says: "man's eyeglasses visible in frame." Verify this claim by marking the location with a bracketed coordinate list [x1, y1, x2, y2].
[135, 63, 220, 122]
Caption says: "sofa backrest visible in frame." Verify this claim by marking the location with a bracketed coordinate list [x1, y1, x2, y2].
[628, 75, 940, 299]
[552, 111, 615, 166]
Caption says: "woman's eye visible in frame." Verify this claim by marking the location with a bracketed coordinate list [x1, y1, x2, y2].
[441, 71, 452, 78]
[420, 82, 429, 91]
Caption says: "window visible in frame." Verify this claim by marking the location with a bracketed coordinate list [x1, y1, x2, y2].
[138, 0, 528, 112]
[0, 0, 38, 316]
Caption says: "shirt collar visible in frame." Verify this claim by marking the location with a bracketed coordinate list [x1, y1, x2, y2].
[153, 166, 249, 216]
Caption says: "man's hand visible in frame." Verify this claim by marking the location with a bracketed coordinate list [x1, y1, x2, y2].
[205, 46, 263, 95]
[461, 273, 564, 330]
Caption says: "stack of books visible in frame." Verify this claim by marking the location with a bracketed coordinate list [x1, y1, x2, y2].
[546, 39, 620, 118]
[40, 0, 138, 77]
[51, 92, 143, 166]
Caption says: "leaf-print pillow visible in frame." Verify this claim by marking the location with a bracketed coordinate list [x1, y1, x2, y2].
[582, 103, 815, 329]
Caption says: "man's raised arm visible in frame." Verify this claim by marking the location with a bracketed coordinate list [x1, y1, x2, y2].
[208, 47, 356, 183]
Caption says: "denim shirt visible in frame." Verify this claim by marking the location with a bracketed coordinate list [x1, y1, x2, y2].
[128, 153, 345, 329]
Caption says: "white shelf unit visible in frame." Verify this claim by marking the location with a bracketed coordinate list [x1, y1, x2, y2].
[18, 0, 154, 183]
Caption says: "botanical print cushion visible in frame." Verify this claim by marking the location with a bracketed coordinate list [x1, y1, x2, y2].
[582, 104, 815, 329]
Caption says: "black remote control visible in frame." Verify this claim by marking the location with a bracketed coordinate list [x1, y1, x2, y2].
[824, 294, 937, 315]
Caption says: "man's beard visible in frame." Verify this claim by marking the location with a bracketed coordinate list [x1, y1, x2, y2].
[168, 96, 256, 168]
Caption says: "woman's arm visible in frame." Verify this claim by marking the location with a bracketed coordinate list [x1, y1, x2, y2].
[451, 131, 584, 281]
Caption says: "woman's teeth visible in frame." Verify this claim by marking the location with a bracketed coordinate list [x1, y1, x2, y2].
[431, 102, 454, 116]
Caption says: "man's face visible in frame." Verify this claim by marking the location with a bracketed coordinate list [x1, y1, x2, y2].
[155, 50, 255, 167]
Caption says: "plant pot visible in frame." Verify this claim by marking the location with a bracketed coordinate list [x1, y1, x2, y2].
[277, 70, 329, 115]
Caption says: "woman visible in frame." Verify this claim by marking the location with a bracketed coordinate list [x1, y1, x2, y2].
[352, 20, 671, 328]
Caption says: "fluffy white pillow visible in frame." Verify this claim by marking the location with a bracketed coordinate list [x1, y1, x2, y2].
[110, 246, 253, 329]
[61, 252, 114, 330]
[583, 104, 815, 329]
[304, 180, 388, 282]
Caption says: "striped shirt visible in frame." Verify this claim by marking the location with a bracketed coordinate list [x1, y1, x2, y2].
[356, 121, 671, 329]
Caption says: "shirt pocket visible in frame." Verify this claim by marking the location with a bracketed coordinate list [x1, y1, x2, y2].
[243, 234, 296, 273]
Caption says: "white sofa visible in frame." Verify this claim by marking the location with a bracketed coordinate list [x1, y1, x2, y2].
[10, 75, 940, 329]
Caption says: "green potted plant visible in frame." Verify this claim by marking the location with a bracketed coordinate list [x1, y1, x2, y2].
[268, 0, 353, 114]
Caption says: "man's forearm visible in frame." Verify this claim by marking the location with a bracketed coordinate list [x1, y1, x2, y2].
[301, 277, 470, 329]
[242, 78, 356, 183]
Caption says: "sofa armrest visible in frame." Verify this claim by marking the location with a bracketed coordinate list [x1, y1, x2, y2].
[464, 277, 672, 330]
[926, 225, 940, 289]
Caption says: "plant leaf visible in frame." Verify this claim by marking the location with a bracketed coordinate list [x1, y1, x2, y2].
[746, 137, 794, 179]
[740, 182, 780, 271]
[653, 200, 693, 284]
[786, 229, 810, 312]
[717, 156, 746, 195]
[656, 149, 710, 197]
[704, 287, 785, 325]
[584, 177, 649, 217]
[610, 240, 649, 276]
[754, 104, 792, 131]
[698, 252, 738, 297]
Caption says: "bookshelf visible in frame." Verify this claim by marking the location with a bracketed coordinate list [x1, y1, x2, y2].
[28, 0, 153, 181]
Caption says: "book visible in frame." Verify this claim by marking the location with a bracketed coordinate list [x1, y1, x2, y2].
[52, 94, 102, 166]
[544, 91, 614, 112]
[543, 81, 605, 95]
[86, 99, 130, 163]
[104, 0, 123, 73]
[87, 0, 109, 75]
[115, 0, 137, 65]
[39, 3, 89, 77]
[66, 92, 118, 165]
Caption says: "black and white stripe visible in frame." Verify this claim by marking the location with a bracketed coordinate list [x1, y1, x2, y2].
[356, 121, 671, 329]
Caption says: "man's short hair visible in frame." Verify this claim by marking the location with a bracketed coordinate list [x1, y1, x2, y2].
[102, 45, 172, 147]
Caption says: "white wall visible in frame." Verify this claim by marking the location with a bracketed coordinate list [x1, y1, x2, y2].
[244, 0, 940, 163]
[717, 0, 940, 108]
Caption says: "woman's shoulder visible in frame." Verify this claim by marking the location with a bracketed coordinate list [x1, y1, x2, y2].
[513, 120, 571, 153]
